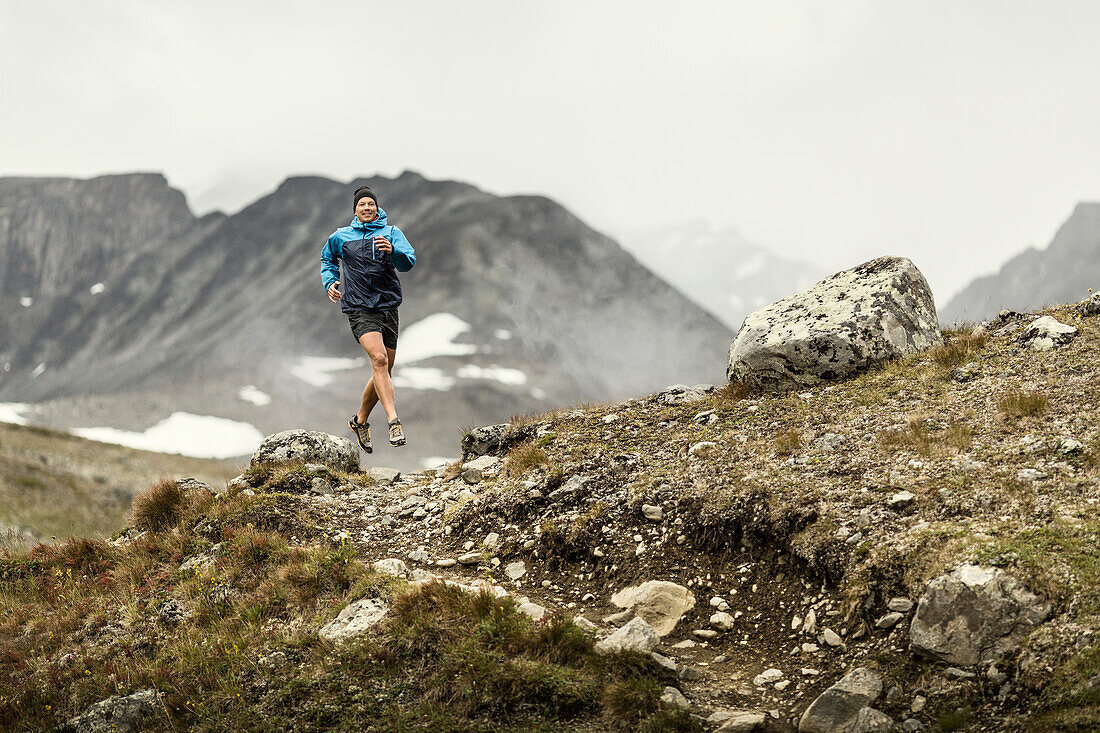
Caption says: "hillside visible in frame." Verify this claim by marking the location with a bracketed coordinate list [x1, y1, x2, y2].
[0, 422, 237, 548]
[943, 202, 1100, 323]
[0, 171, 733, 470]
[2, 298, 1099, 730]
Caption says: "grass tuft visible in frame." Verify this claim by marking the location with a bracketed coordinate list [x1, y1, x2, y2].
[773, 428, 802, 456]
[504, 442, 548, 477]
[130, 478, 189, 533]
[998, 390, 1049, 417]
[930, 332, 988, 371]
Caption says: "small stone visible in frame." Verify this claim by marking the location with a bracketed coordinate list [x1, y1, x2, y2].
[712, 711, 767, 732]
[518, 602, 546, 621]
[854, 707, 894, 732]
[944, 667, 976, 680]
[710, 611, 735, 630]
[902, 719, 925, 731]
[911, 695, 927, 713]
[435, 558, 457, 568]
[661, 686, 690, 710]
[310, 477, 334, 495]
[407, 550, 430, 564]
[372, 558, 408, 578]
[1057, 438, 1084, 455]
[650, 652, 679, 676]
[672, 639, 696, 649]
[822, 628, 844, 647]
[595, 616, 660, 654]
[483, 532, 501, 549]
[457, 552, 482, 565]
[368, 466, 401, 485]
[574, 616, 597, 632]
[889, 491, 916, 510]
[693, 629, 718, 640]
[504, 561, 526, 581]
[875, 612, 904, 629]
[603, 414, 620, 424]
[801, 643, 820, 653]
[642, 504, 664, 521]
[753, 668, 784, 686]
[774, 679, 791, 691]
[801, 668, 820, 676]
[688, 441, 719, 458]
[887, 597, 914, 613]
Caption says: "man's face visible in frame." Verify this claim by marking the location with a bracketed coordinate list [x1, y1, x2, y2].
[355, 197, 378, 223]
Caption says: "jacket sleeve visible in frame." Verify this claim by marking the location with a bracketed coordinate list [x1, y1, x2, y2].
[320, 235, 342, 291]
[387, 227, 416, 272]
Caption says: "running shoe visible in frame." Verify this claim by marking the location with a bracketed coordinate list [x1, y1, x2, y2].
[348, 415, 372, 453]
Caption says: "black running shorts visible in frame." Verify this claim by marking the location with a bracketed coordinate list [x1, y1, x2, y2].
[348, 308, 399, 349]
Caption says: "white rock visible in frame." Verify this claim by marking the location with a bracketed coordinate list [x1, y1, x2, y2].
[642, 504, 664, 521]
[595, 616, 660, 654]
[753, 668, 784, 686]
[661, 686, 690, 710]
[518, 602, 547, 621]
[319, 598, 391, 642]
[372, 558, 408, 578]
[504, 561, 526, 580]
[710, 611, 736, 630]
[822, 628, 844, 647]
[688, 441, 720, 458]
[610, 580, 696, 636]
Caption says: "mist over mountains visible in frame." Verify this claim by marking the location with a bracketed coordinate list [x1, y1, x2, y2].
[942, 202, 1100, 323]
[0, 171, 733, 469]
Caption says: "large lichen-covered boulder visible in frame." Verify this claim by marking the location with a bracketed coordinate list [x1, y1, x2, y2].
[909, 564, 1051, 666]
[251, 429, 358, 472]
[60, 689, 162, 733]
[727, 256, 942, 391]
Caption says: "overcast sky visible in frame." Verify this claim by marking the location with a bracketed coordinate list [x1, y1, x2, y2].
[3, 1, 1099, 302]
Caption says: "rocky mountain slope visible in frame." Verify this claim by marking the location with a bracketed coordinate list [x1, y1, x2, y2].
[0, 172, 732, 469]
[3, 296, 1098, 731]
[942, 202, 1100, 323]
[618, 223, 823, 331]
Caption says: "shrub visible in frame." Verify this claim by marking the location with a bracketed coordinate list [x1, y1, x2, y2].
[130, 478, 188, 533]
[998, 390, 1048, 417]
[715, 380, 752, 405]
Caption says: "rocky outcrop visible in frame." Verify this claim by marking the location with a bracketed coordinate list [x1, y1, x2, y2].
[798, 667, 883, 733]
[59, 689, 162, 733]
[251, 430, 358, 472]
[727, 256, 942, 391]
[909, 565, 1050, 666]
[609, 580, 696, 636]
[1078, 292, 1100, 316]
[1018, 315, 1078, 351]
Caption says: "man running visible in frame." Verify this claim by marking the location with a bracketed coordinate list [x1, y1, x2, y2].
[321, 185, 416, 453]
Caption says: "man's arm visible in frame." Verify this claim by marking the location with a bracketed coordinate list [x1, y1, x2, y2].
[320, 236, 342, 290]
[387, 227, 416, 272]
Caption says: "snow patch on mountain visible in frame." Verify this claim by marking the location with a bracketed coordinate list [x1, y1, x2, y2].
[239, 385, 272, 406]
[401, 313, 478, 363]
[73, 412, 264, 459]
[290, 356, 366, 387]
[392, 367, 456, 391]
[456, 364, 527, 385]
[0, 403, 30, 425]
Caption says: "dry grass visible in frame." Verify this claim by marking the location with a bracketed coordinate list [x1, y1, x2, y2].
[713, 380, 752, 406]
[880, 416, 934, 455]
[998, 390, 1049, 417]
[504, 442, 548, 477]
[773, 429, 802, 456]
[930, 332, 988, 371]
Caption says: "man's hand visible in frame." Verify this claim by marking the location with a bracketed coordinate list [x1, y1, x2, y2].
[327, 281, 342, 303]
[373, 235, 393, 255]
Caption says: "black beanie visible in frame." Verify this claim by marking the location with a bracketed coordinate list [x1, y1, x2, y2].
[353, 186, 378, 209]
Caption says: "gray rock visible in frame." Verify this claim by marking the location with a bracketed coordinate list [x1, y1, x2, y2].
[692, 409, 718, 425]
[368, 466, 401, 485]
[901, 719, 925, 731]
[504, 561, 526, 580]
[816, 433, 846, 451]
[798, 667, 883, 733]
[661, 686, 691, 710]
[710, 611, 736, 631]
[461, 422, 535, 458]
[319, 598, 391, 642]
[61, 689, 161, 733]
[461, 455, 501, 482]
[251, 429, 358, 472]
[407, 550, 430, 564]
[650, 652, 680, 676]
[887, 597, 914, 613]
[853, 707, 894, 733]
[875, 612, 904, 629]
[910, 564, 1050, 666]
[178, 543, 221, 573]
[518, 602, 547, 621]
[372, 558, 408, 578]
[458, 552, 483, 565]
[1018, 315, 1078, 351]
[727, 256, 942, 391]
[595, 616, 660, 654]
[714, 711, 767, 732]
[157, 598, 188, 626]
[1077, 292, 1100, 317]
[642, 504, 664, 520]
[822, 628, 845, 647]
[888, 491, 916, 510]
[310, 477, 333, 495]
[753, 668, 785, 686]
[944, 667, 976, 680]
[610, 580, 696, 636]
[657, 384, 712, 405]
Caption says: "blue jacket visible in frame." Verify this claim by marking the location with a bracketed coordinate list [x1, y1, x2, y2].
[320, 208, 416, 312]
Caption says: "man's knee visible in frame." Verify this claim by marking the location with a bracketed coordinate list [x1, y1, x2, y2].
[367, 351, 389, 371]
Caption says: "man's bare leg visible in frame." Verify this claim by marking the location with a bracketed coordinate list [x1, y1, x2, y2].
[356, 332, 397, 424]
